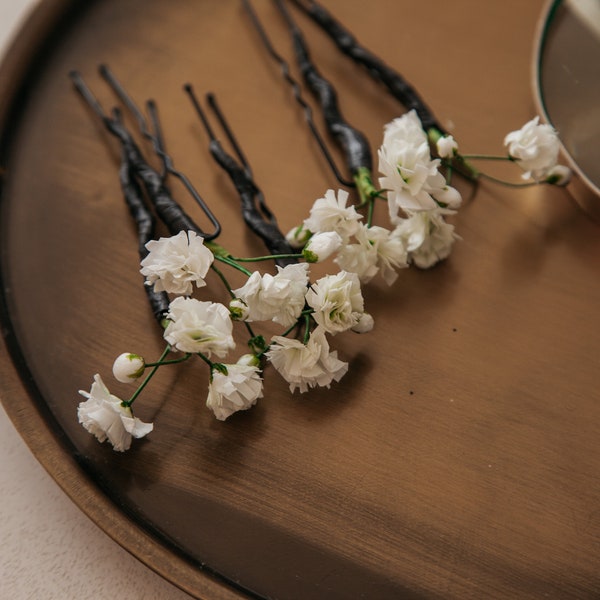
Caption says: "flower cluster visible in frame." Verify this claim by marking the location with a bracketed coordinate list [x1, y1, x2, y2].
[287, 111, 462, 280]
[77, 109, 572, 452]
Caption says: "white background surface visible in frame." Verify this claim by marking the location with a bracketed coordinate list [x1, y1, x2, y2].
[0, 2, 192, 598]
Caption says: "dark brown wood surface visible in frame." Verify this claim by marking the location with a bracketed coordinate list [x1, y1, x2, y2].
[1, 1, 599, 598]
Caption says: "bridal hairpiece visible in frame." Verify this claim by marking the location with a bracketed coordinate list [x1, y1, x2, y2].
[72, 0, 571, 451]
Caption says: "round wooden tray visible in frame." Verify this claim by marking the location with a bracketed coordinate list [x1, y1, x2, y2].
[1, 1, 599, 598]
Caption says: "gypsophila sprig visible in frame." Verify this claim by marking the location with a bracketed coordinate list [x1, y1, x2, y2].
[74, 8, 576, 451]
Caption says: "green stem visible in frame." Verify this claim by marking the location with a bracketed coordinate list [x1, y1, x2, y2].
[123, 344, 171, 408]
[303, 313, 312, 345]
[477, 171, 537, 188]
[210, 264, 236, 299]
[230, 253, 303, 263]
[366, 198, 375, 227]
[460, 153, 511, 161]
[214, 254, 253, 277]
[353, 166, 379, 207]
[145, 353, 192, 367]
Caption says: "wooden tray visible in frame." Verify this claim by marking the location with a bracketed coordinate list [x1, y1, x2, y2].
[1, 1, 599, 598]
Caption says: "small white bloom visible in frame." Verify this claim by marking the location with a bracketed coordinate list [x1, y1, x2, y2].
[351, 312, 374, 333]
[302, 231, 343, 263]
[378, 110, 446, 215]
[362, 225, 408, 286]
[229, 298, 249, 321]
[394, 209, 459, 269]
[164, 297, 235, 357]
[436, 134, 458, 158]
[112, 353, 145, 383]
[285, 225, 311, 249]
[78, 374, 153, 452]
[306, 271, 365, 334]
[334, 225, 380, 283]
[303, 188, 362, 241]
[140, 230, 214, 295]
[431, 184, 462, 210]
[206, 363, 263, 421]
[233, 263, 309, 328]
[266, 328, 348, 393]
[544, 164, 572, 186]
[236, 353, 261, 367]
[504, 116, 560, 181]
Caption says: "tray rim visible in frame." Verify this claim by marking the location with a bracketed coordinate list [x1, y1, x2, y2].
[0, 1, 250, 598]
[531, 0, 600, 222]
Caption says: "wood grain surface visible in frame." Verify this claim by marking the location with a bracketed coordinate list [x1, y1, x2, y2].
[1, 1, 599, 599]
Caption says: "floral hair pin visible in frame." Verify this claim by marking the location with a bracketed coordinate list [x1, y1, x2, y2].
[71, 1, 572, 452]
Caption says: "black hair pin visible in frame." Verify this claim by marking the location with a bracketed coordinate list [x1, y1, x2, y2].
[241, 0, 356, 191]
[184, 84, 298, 268]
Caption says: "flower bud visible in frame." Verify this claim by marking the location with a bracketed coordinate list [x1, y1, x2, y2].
[544, 164, 572, 186]
[285, 225, 311, 250]
[229, 298, 249, 321]
[302, 231, 343, 263]
[237, 353, 261, 367]
[433, 185, 462, 209]
[112, 353, 146, 383]
[351, 312, 374, 333]
[436, 134, 458, 158]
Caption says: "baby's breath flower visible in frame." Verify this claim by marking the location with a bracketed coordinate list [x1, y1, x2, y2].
[266, 328, 348, 393]
[378, 110, 446, 214]
[78, 374, 153, 452]
[206, 363, 263, 421]
[236, 353, 261, 367]
[112, 353, 145, 383]
[303, 188, 362, 241]
[436, 134, 458, 158]
[285, 225, 311, 249]
[544, 164, 572, 186]
[164, 297, 234, 357]
[229, 298, 249, 321]
[233, 263, 310, 328]
[334, 225, 380, 283]
[140, 230, 214, 296]
[302, 231, 343, 263]
[504, 116, 560, 181]
[395, 208, 459, 269]
[306, 271, 365, 334]
[351, 312, 374, 333]
[362, 225, 408, 286]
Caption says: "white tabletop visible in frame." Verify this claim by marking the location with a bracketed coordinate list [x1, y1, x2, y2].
[0, 2, 192, 598]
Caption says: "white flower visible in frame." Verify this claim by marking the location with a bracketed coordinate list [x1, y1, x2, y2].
[302, 231, 343, 263]
[163, 297, 235, 357]
[266, 328, 348, 393]
[335, 225, 380, 283]
[394, 209, 459, 269]
[362, 225, 408, 286]
[303, 188, 362, 241]
[351, 312, 374, 333]
[378, 110, 446, 214]
[78, 374, 153, 452]
[232, 263, 309, 328]
[229, 298, 249, 321]
[544, 164, 572, 186]
[140, 230, 214, 295]
[504, 116, 560, 181]
[436, 134, 458, 158]
[306, 271, 365, 334]
[285, 225, 311, 249]
[236, 353, 261, 367]
[206, 363, 263, 421]
[112, 353, 145, 383]
[431, 184, 462, 210]
[335, 224, 408, 285]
